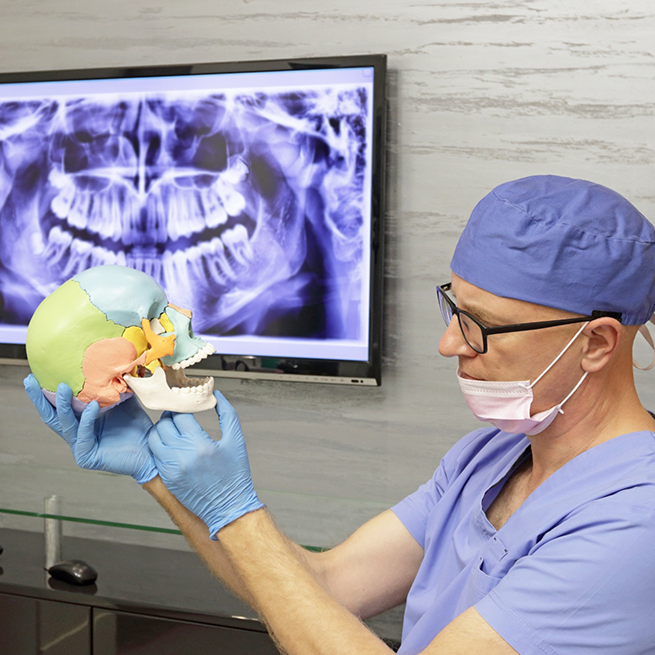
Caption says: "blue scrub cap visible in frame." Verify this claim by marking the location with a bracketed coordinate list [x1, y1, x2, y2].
[450, 175, 655, 326]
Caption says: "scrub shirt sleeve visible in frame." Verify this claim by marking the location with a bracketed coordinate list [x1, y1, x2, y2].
[392, 427, 498, 548]
[476, 497, 655, 655]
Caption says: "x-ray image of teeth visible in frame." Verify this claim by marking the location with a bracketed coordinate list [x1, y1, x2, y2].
[0, 86, 371, 341]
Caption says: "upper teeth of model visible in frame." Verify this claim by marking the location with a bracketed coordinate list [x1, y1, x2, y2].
[171, 342, 217, 370]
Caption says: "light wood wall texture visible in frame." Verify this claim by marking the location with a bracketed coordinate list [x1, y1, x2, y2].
[0, 0, 654, 557]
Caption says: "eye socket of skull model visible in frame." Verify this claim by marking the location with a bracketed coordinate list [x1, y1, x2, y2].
[26, 265, 217, 414]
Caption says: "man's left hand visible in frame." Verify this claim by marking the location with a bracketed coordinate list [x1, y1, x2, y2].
[25, 374, 157, 484]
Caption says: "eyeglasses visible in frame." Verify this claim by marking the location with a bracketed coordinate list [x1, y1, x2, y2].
[436, 282, 622, 354]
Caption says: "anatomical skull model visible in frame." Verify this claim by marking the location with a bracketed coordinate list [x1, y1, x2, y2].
[26, 265, 216, 413]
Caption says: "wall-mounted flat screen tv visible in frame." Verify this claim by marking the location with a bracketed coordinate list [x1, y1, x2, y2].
[0, 54, 386, 385]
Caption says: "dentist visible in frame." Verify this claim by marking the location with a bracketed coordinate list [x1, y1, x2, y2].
[28, 175, 655, 655]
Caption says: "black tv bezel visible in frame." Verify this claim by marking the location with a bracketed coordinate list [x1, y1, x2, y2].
[0, 54, 387, 386]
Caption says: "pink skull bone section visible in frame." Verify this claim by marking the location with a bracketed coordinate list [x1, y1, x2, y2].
[77, 337, 147, 407]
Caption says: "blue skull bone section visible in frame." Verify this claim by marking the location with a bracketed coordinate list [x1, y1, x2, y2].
[160, 306, 210, 368]
[74, 265, 168, 329]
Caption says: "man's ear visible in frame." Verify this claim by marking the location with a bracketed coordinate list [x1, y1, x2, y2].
[581, 319, 623, 373]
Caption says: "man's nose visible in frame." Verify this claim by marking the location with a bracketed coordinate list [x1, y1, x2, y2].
[438, 317, 477, 358]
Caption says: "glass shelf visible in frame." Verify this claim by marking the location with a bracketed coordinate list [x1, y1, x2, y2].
[0, 505, 331, 552]
[0, 507, 182, 535]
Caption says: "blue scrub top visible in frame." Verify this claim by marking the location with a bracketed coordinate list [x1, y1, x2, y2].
[392, 428, 655, 655]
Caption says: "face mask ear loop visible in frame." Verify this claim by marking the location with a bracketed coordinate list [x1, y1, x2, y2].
[528, 322, 589, 389]
[554, 370, 589, 415]
[633, 316, 655, 371]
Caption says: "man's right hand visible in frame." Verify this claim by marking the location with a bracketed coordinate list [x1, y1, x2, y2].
[148, 391, 264, 538]
[24, 374, 157, 485]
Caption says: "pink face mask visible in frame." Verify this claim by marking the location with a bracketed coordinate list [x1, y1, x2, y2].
[456, 323, 589, 435]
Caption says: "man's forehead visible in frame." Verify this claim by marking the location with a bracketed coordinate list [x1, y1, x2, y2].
[451, 273, 577, 323]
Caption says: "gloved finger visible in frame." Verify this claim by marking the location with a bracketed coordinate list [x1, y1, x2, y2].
[24, 375, 62, 436]
[73, 401, 101, 461]
[147, 424, 170, 461]
[56, 384, 80, 448]
[171, 412, 212, 445]
[119, 395, 154, 427]
[153, 413, 183, 447]
[214, 390, 242, 439]
[160, 410, 175, 421]
[213, 389, 234, 412]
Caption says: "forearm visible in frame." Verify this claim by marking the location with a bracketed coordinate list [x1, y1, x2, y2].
[142, 476, 256, 606]
[219, 508, 394, 655]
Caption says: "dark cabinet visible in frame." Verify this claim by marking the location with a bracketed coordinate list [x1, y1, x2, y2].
[0, 592, 91, 655]
[92, 609, 279, 655]
[0, 530, 277, 655]
[0, 593, 278, 655]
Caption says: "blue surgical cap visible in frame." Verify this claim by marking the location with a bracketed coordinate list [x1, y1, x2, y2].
[450, 175, 655, 325]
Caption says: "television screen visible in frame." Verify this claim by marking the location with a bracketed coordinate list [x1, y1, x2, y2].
[0, 55, 386, 385]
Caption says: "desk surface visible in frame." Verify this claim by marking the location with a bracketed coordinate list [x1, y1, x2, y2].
[0, 528, 265, 632]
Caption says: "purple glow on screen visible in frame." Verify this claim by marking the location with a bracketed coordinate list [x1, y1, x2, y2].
[0, 68, 374, 361]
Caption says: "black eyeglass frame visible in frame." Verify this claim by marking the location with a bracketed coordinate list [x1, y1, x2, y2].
[436, 282, 622, 354]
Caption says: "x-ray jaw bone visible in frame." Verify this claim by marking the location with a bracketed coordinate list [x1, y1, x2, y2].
[0, 88, 369, 339]
[26, 265, 217, 413]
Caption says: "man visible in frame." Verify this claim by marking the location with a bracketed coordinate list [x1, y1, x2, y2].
[26, 175, 655, 654]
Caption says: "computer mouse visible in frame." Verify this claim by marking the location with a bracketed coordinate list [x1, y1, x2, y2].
[47, 559, 98, 586]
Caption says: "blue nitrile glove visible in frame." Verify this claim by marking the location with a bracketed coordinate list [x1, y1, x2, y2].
[24, 374, 157, 484]
[148, 390, 264, 539]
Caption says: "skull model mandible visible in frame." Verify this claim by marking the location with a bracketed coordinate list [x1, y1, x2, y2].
[26, 265, 217, 413]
